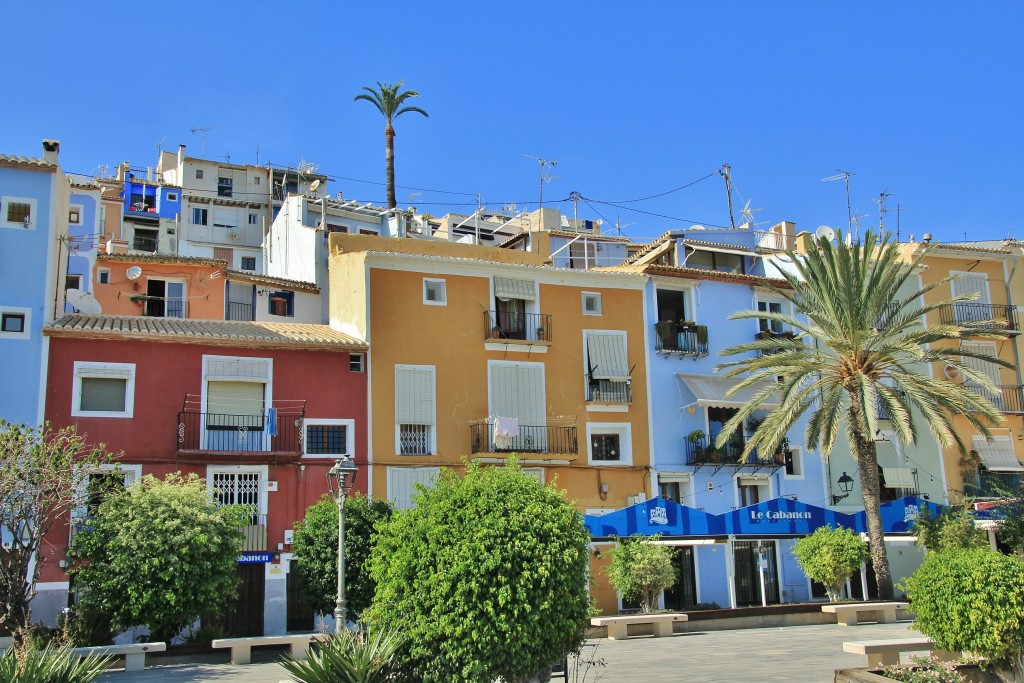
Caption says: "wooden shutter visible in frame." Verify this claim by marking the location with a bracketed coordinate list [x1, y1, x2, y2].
[952, 273, 990, 304]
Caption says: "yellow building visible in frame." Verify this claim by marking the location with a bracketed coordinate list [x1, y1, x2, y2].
[899, 240, 1024, 503]
[328, 233, 652, 515]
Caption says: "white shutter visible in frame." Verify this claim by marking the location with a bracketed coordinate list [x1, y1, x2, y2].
[212, 208, 238, 228]
[493, 277, 536, 301]
[207, 381, 264, 425]
[387, 467, 439, 509]
[205, 357, 271, 382]
[80, 378, 128, 412]
[952, 274, 990, 305]
[489, 363, 545, 424]
[395, 366, 435, 425]
[972, 435, 1024, 472]
[586, 331, 630, 381]
[961, 342, 1003, 408]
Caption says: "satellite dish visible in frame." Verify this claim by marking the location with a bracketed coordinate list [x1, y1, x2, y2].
[65, 289, 103, 315]
[309, 179, 321, 193]
[126, 266, 143, 280]
[815, 225, 836, 242]
[944, 365, 963, 382]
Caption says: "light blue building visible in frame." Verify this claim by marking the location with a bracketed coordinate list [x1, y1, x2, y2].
[629, 223, 831, 608]
[64, 177, 103, 312]
[0, 140, 69, 425]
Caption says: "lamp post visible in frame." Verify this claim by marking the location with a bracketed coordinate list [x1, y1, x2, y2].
[832, 472, 855, 505]
[326, 456, 358, 632]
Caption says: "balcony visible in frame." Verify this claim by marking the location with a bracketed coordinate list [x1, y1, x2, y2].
[685, 432, 788, 472]
[654, 321, 708, 357]
[484, 311, 552, 343]
[965, 383, 1024, 414]
[755, 330, 796, 356]
[874, 302, 902, 331]
[939, 303, 1020, 334]
[470, 420, 578, 456]
[176, 398, 306, 458]
[136, 295, 186, 318]
[587, 379, 632, 404]
[963, 471, 1022, 499]
[227, 301, 255, 321]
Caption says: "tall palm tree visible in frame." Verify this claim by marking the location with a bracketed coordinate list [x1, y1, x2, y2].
[715, 231, 1007, 599]
[354, 81, 429, 210]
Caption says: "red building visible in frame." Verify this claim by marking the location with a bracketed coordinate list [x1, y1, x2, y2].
[41, 314, 368, 636]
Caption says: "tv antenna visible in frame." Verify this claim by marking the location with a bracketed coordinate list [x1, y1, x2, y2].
[720, 163, 736, 228]
[612, 214, 635, 237]
[522, 154, 559, 214]
[408, 191, 421, 208]
[875, 190, 895, 235]
[155, 136, 167, 158]
[888, 204, 907, 242]
[739, 199, 763, 227]
[822, 169, 855, 238]
[190, 125, 219, 159]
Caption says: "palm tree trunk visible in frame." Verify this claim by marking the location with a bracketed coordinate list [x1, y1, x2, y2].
[385, 124, 396, 209]
[849, 405, 895, 600]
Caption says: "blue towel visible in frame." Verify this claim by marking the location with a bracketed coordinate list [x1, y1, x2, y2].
[267, 407, 278, 436]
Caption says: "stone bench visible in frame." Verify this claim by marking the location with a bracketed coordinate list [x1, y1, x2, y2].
[822, 601, 909, 626]
[589, 613, 688, 640]
[842, 637, 956, 668]
[72, 642, 167, 672]
[211, 633, 327, 665]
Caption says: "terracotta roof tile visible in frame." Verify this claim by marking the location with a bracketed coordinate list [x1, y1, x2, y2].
[97, 253, 228, 267]
[225, 270, 319, 293]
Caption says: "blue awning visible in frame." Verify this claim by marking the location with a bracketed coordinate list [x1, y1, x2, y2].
[584, 498, 720, 538]
[719, 498, 860, 536]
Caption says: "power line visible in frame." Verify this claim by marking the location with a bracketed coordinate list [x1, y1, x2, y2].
[592, 169, 721, 204]
[582, 196, 730, 228]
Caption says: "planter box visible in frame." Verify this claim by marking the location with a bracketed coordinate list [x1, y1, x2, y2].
[835, 666, 1002, 683]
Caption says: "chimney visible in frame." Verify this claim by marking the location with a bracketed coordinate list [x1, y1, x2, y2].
[923, 233, 933, 243]
[41, 139, 60, 165]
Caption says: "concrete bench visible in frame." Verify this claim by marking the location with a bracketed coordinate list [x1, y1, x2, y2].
[590, 613, 688, 640]
[211, 633, 327, 665]
[842, 637, 956, 668]
[822, 601, 909, 626]
[72, 642, 166, 672]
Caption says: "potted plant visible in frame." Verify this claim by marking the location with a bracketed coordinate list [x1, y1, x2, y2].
[130, 295, 146, 307]
[536, 326, 546, 341]
[679, 319, 695, 331]
[490, 326, 502, 339]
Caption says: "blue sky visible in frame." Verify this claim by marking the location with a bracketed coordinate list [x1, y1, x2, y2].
[5, 2, 1022, 243]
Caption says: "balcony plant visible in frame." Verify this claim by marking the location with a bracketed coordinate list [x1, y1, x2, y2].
[686, 429, 705, 444]
[679, 319, 695, 330]
[536, 326, 546, 341]
[694, 324, 709, 347]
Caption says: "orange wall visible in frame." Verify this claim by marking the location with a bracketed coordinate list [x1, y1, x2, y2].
[93, 260, 226, 319]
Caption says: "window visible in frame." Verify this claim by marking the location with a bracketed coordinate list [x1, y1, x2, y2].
[326, 224, 348, 234]
[212, 208, 238, 229]
[209, 468, 265, 516]
[213, 247, 233, 264]
[757, 300, 784, 334]
[144, 279, 185, 318]
[72, 464, 142, 525]
[488, 361, 546, 451]
[218, 177, 233, 197]
[240, 257, 256, 271]
[72, 361, 135, 418]
[423, 278, 446, 305]
[133, 228, 159, 252]
[737, 476, 771, 507]
[268, 291, 294, 317]
[961, 341, 1004, 409]
[784, 447, 802, 477]
[396, 365, 435, 455]
[249, 213, 258, 225]
[193, 207, 208, 225]
[97, 268, 110, 284]
[254, 176, 261, 186]
[202, 356, 272, 452]
[658, 473, 690, 503]
[1, 312, 26, 334]
[585, 330, 631, 403]
[1, 196, 36, 229]
[166, 192, 178, 202]
[582, 292, 602, 315]
[65, 274, 82, 291]
[195, 169, 204, 179]
[304, 419, 355, 458]
[69, 207, 81, 224]
[387, 466, 439, 509]
[586, 423, 632, 465]
[350, 353, 365, 373]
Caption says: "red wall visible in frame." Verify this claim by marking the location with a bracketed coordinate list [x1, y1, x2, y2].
[41, 336, 368, 582]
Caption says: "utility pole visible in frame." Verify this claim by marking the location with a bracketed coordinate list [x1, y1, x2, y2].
[721, 164, 736, 228]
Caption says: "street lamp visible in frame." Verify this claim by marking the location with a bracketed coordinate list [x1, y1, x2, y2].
[832, 472, 855, 505]
[326, 456, 358, 632]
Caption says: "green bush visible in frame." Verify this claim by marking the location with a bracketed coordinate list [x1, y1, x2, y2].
[603, 535, 677, 613]
[902, 549, 1024, 677]
[0, 643, 110, 683]
[791, 526, 869, 602]
[912, 506, 987, 553]
[366, 458, 591, 683]
[280, 625, 403, 683]
[291, 493, 393, 620]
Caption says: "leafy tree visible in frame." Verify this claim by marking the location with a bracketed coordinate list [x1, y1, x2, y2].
[912, 505, 988, 554]
[354, 81, 428, 209]
[791, 526, 869, 602]
[69, 473, 248, 643]
[366, 459, 591, 683]
[902, 549, 1024, 680]
[0, 421, 110, 635]
[603, 535, 677, 613]
[291, 493, 393, 621]
[715, 230, 1007, 599]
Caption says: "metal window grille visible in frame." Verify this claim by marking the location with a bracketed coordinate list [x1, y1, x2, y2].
[306, 425, 347, 455]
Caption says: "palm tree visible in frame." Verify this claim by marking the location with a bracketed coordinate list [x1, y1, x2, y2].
[354, 81, 429, 210]
[715, 230, 1007, 599]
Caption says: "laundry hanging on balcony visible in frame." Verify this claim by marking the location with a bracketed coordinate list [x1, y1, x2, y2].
[493, 416, 519, 449]
[266, 407, 278, 436]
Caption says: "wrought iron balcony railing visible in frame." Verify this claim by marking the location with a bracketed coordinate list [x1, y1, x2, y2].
[484, 311, 552, 342]
[654, 321, 709, 357]
[586, 379, 632, 403]
[176, 399, 306, 455]
[939, 303, 1019, 332]
[965, 383, 1024, 415]
[227, 301, 255, 321]
[963, 471, 1022, 499]
[685, 433, 788, 467]
[470, 421, 578, 455]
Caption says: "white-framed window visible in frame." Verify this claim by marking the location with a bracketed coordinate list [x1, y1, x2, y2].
[249, 213, 259, 225]
[582, 291, 602, 316]
[586, 422, 632, 466]
[423, 278, 447, 306]
[585, 330, 631, 403]
[254, 176, 261, 186]
[0, 307, 30, 339]
[97, 268, 110, 284]
[208, 465, 268, 517]
[387, 466, 439, 509]
[303, 418, 355, 459]
[192, 207, 208, 225]
[757, 299, 785, 334]
[736, 474, 772, 507]
[784, 446, 803, 478]
[72, 464, 142, 521]
[65, 274, 82, 291]
[395, 365, 435, 455]
[1, 196, 37, 229]
[521, 467, 545, 484]
[202, 355, 273, 453]
[657, 472, 691, 503]
[212, 208, 238, 229]
[72, 361, 136, 418]
[68, 206, 82, 225]
[350, 353, 365, 373]
[166, 192, 178, 202]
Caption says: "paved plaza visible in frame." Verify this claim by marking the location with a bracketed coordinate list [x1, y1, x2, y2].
[97, 621, 924, 682]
